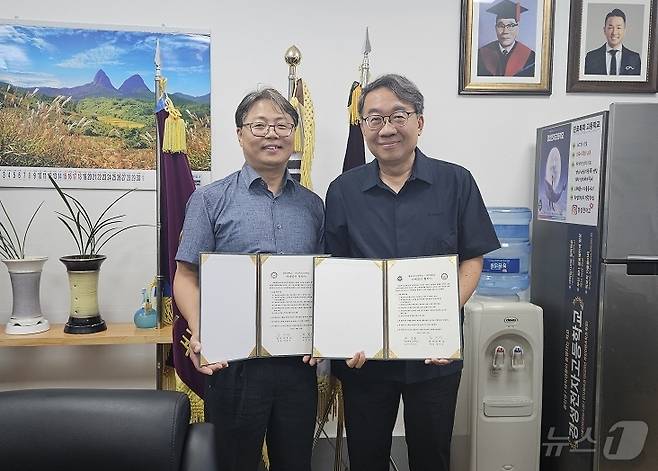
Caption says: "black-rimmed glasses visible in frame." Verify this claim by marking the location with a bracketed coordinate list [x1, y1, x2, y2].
[495, 22, 519, 31]
[361, 111, 417, 130]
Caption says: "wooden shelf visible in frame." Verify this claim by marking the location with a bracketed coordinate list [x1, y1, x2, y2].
[0, 323, 172, 347]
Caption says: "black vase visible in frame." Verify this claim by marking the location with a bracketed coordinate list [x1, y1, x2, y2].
[59, 255, 107, 334]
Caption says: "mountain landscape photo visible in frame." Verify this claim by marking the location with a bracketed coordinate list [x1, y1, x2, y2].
[0, 24, 211, 172]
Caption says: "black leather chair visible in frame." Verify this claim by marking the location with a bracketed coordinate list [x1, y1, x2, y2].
[0, 389, 218, 471]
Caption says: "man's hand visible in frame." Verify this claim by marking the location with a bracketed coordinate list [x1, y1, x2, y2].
[302, 355, 323, 366]
[189, 335, 228, 375]
[424, 358, 454, 366]
[346, 351, 367, 368]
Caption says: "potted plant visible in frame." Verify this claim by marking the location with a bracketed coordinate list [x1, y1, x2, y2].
[49, 176, 149, 334]
[0, 200, 50, 335]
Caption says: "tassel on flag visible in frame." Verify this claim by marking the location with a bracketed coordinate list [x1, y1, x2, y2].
[342, 81, 366, 173]
[162, 99, 187, 154]
[288, 78, 315, 189]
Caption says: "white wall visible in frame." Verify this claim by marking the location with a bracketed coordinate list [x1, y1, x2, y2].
[1, 0, 656, 394]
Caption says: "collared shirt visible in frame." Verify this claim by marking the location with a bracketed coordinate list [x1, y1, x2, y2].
[176, 163, 324, 263]
[325, 148, 500, 384]
[605, 43, 622, 75]
[499, 41, 515, 55]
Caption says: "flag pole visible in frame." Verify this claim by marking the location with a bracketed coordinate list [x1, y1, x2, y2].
[342, 28, 372, 173]
[284, 45, 301, 99]
[154, 39, 163, 331]
[152, 38, 167, 390]
[360, 27, 372, 87]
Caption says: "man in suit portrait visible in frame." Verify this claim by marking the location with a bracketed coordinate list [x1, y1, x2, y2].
[477, 0, 536, 77]
[584, 8, 641, 75]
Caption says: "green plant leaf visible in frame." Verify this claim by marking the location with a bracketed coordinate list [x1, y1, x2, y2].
[48, 176, 148, 256]
[20, 201, 44, 259]
[0, 226, 16, 257]
[0, 201, 43, 260]
[0, 229, 19, 259]
[56, 216, 83, 255]
[66, 194, 95, 254]
[92, 188, 136, 231]
[49, 176, 85, 253]
[67, 193, 94, 233]
[93, 221, 129, 249]
[54, 210, 91, 236]
[95, 224, 151, 254]
[0, 200, 22, 257]
[92, 219, 123, 242]
[0, 220, 17, 256]
[87, 214, 123, 241]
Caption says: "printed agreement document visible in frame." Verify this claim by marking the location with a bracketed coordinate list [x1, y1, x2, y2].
[200, 253, 314, 364]
[313, 255, 461, 360]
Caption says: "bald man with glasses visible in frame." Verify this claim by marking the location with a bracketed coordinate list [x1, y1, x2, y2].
[477, 0, 536, 77]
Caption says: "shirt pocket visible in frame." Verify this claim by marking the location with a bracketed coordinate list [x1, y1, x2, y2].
[423, 210, 458, 255]
[438, 230, 458, 254]
[216, 214, 271, 252]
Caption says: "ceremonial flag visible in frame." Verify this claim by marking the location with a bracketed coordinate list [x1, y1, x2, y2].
[341, 81, 366, 172]
[157, 102, 205, 421]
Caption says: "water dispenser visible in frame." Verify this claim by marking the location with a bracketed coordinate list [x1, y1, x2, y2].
[477, 207, 531, 297]
[452, 300, 543, 471]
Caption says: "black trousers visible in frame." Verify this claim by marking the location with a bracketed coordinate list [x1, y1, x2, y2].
[341, 371, 461, 471]
[204, 357, 317, 471]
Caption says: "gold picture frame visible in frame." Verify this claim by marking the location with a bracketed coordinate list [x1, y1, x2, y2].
[459, 0, 555, 95]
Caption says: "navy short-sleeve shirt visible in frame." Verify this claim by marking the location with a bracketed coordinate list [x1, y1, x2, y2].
[325, 148, 500, 383]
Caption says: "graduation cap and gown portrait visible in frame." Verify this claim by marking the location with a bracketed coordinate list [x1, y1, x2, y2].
[477, 0, 536, 77]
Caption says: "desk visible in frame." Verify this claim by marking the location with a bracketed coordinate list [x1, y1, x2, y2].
[0, 323, 173, 389]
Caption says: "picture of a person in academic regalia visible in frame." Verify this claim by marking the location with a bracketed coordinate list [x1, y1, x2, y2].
[477, 0, 536, 77]
[584, 8, 641, 75]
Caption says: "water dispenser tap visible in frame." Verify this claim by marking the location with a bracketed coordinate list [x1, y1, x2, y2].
[492, 345, 506, 370]
[511, 345, 525, 370]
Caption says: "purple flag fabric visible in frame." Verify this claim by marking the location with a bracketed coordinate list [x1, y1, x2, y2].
[157, 109, 205, 398]
[342, 81, 366, 173]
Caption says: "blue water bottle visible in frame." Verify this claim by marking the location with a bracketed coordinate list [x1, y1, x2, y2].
[477, 207, 531, 296]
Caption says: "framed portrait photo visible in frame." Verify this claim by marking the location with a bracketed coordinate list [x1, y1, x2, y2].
[567, 0, 658, 92]
[459, 0, 555, 95]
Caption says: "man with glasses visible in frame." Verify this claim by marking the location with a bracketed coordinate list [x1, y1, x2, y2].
[325, 74, 499, 471]
[584, 8, 641, 75]
[174, 88, 324, 471]
[477, 0, 536, 77]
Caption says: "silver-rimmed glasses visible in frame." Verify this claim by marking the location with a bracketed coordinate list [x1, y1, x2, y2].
[242, 122, 295, 137]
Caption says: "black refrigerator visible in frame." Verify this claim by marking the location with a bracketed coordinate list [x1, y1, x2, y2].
[531, 103, 658, 471]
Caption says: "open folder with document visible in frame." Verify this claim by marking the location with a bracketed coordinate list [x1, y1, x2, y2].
[312, 255, 462, 360]
[199, 253, 315, 364]
[199, 253, 462, 365]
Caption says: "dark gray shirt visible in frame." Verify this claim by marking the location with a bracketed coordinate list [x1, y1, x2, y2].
[325, 148, 499, 383]
[176, 163, 324, 263]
